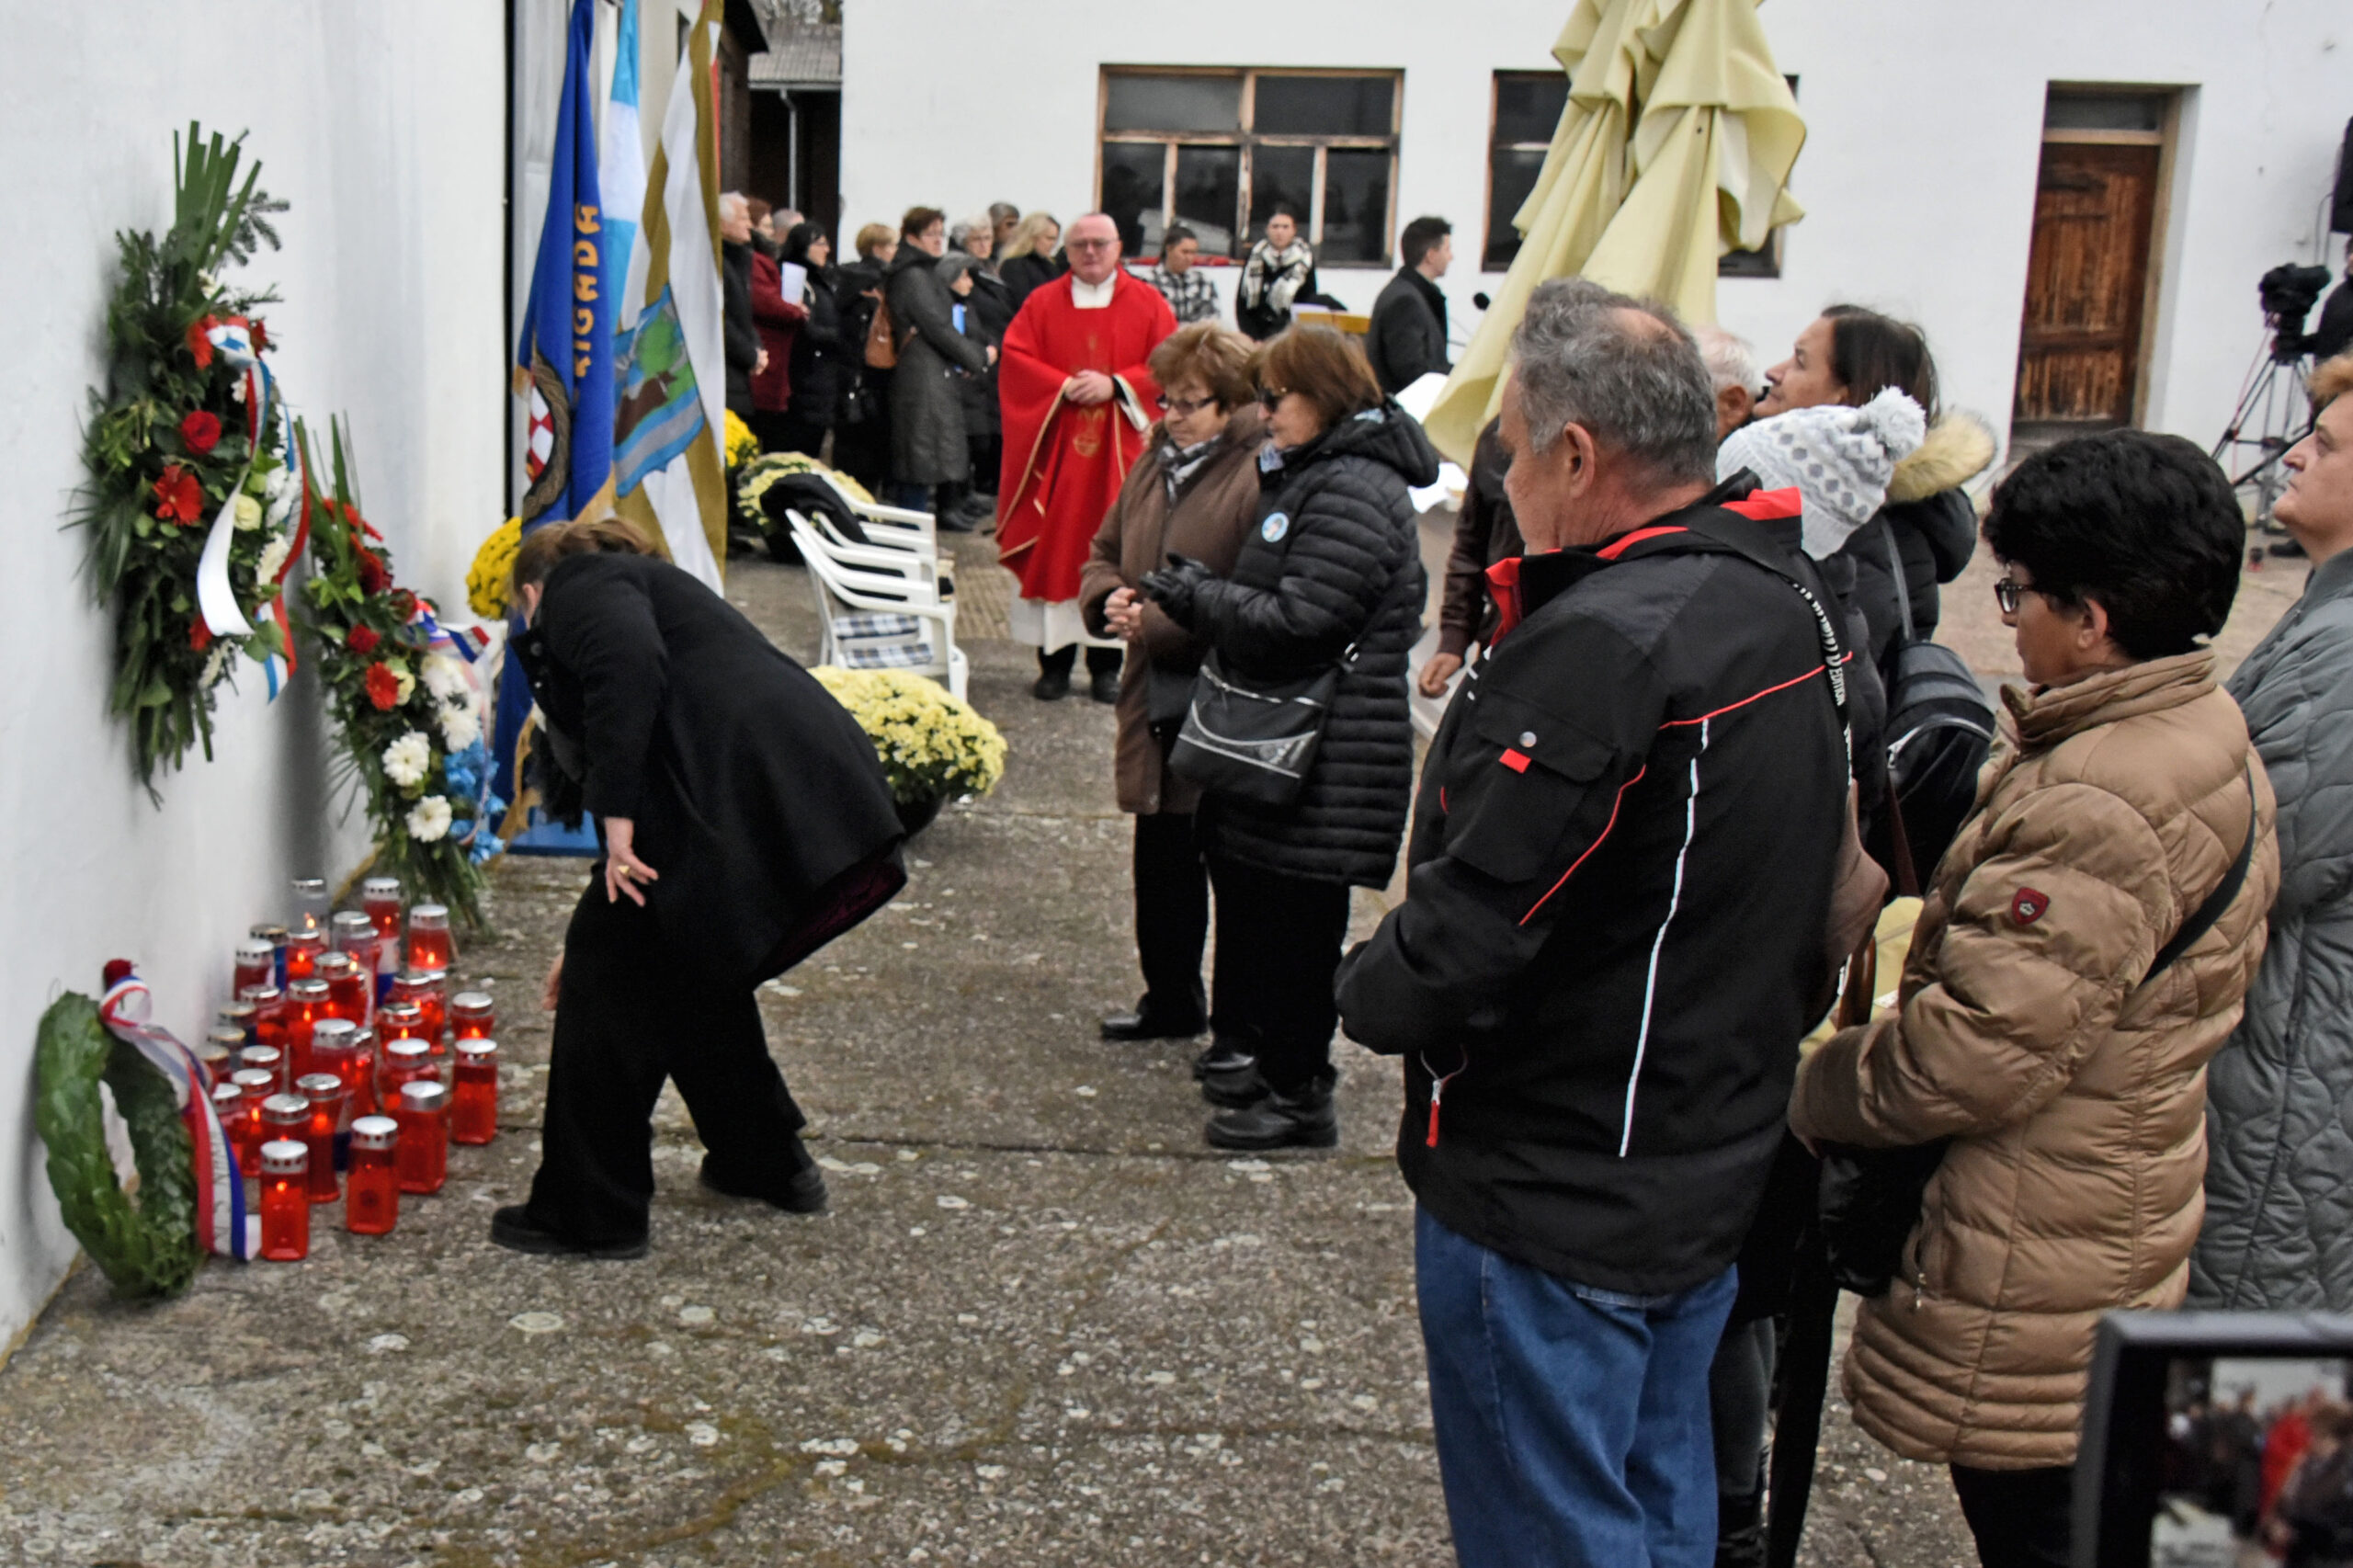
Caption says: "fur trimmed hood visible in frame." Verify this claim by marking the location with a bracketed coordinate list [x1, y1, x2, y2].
[1887, 410, 1998, 504]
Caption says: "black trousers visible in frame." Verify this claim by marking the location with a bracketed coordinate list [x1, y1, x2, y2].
[772, 413, 828, 458]
[1949, 1462, 2075, 1568]
[1132, 810, 1211, 1028]
[526, 881, 812, 1244]
[1206, 856, 1350, 1092]
[1040, 643, 1122, 679]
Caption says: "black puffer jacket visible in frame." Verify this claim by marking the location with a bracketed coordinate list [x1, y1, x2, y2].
[1189, 404, 1436, 887]
[1829, 413, 1996, 676]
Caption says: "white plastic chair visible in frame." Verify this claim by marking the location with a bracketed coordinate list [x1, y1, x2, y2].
[788, 510, 969, 700]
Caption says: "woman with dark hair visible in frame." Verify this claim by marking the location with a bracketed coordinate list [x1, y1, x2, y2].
[830, 222, 901, 491]
[884, 206, 995, 519]
[1756, 304, 1997, 677]
[745, 205, 808, 458]
[1140, 328, 1434, 1148]
[772, 222, 843, 459]
[490, 518, 906, 1259]
[1790, 429, 2278, 1568]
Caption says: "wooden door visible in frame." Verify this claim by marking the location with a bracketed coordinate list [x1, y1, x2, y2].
[2013, 142, 2160, 426]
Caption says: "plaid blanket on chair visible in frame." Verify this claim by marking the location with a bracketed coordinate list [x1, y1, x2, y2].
[832, 611, 937, 670]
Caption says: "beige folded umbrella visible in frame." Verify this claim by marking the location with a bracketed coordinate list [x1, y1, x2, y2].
[1423, 0, 1805, 465]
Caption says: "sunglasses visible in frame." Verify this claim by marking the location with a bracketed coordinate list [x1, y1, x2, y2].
[1156, 393, 1218, 416]
[1255, 386, 1290, 410]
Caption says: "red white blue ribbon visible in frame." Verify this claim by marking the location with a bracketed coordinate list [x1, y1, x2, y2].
[97, 969, 255, 1263]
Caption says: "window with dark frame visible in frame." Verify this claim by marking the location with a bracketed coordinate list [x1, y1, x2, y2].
[1484, 70, 1798, 278]
[1097, 68, 1401, 266]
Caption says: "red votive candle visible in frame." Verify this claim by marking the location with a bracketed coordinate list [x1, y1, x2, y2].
[285, 927, 325, 983]
[377, 1000, 426, 1045]
[285, 978, 330, 1081]
[232, 1070, 278, 1172]
[259, 1093, 309, 1201]
[242, 984, 288, 1051]
[296, 1073, 345, 1202]
[210, 1081, 247, 1165]
[318, 952, 369, 1023]
[216, 1000, 259, 1044]
[330, 912, 380, 1001]
[233, 938, 275, 998]
[257, 1140, 310, 1261]
[394, 1080, 449, 1195]
[343, 1028, 381, 1119]
[450, 1040, 498, 1145]
[381, 1039, 435, 1106]
[249, 924, 290, 988]
[404, 903, 452, 975]
[345, 1116, 400, 1235]
[238, 1045, 284, 1092]
[361, 877, 404, 940]
[389, 971, 447, 1049]
[449, 992, 494, 1040]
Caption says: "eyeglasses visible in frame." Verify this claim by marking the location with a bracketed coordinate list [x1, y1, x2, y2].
[1993, 577, 2033, 616]
[1066, 237, 1116, 252]
[1156, 393, 1217, 416]
[1255, 386, 1290, 410]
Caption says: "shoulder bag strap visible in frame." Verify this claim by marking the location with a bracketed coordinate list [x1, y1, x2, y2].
[1881, 523, 1917, 648]
[2142, 768, 2259, 986]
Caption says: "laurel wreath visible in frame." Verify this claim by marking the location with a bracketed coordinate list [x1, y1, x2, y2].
[33, 994, 204, 1300]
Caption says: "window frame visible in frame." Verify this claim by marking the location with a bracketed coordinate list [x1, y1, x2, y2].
[1096, 65, 1402, 267]
[1483, 70, 1566, 273]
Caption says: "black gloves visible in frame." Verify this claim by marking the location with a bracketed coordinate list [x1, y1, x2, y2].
[1139, 553, 1216, 629]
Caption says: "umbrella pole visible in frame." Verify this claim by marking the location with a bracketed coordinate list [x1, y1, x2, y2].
[1766, 1223, 1837, 1568]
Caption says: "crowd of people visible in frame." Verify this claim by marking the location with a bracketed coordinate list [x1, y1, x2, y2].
[557, 188, 2353, 1568]
[2166, 1384, 2353, 1565]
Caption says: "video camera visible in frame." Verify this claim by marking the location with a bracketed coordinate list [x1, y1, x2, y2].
[2259, 263, 2336, 360]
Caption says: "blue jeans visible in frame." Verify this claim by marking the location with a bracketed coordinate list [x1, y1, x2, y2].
[1415, 1208, 1736, 1568]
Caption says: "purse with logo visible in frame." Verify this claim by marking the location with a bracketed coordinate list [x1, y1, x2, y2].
[1166, 646, 1356, 806]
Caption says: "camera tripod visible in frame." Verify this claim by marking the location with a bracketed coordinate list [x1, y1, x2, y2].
[2213, 333, 2313, 531]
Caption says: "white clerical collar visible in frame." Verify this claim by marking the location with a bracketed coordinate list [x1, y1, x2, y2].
[1070, 273, 1115, 310]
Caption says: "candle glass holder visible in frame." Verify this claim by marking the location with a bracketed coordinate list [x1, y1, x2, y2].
[394, 1080, 449, 1195]
[285, 928, 326, 983]
[451, 1040, 498, 1145]
[404, 903, 452, 975]
[290, 877, 331, 935]
[318, 952, 369, 1024]
[308, 1020, 361, 1125]
[233, 938, 275, 998]
[286, 978, 330, 1081]
[361, 877, 404, 941]
[199, 1028, 244, 1087]
[296, 1073, 345, 1202]
[231, 1070, 277, 1173]
[389, 971, 448, 1050]
[210, 1081, 246, 1165]
[237, 1045, 284, 1092]
[257, 1141, 311, 1260]
[380, 1039, 435, 1107]
[249, 925, 290, 989]
[242, 984, 288, 1052]
[216, 1000, 259, 1044]
[449, 993, 494, 1040]
[345, 1116, 400, 1235]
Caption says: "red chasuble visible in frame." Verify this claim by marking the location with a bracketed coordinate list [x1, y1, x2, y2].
[996, 271, 1176, 602]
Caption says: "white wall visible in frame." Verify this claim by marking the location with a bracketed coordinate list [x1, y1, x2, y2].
[0, 1, 504, 1344]
[842, 0, 2348, 449]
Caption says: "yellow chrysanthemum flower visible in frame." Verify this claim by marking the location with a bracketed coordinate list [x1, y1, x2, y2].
[810, 666, 1006, 805]
[723, 409, 759, 470]
[467, 517, 522, 619]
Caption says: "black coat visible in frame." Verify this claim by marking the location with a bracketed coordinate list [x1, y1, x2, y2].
[786, 269, 846, 428]
[1336, 494, 1850, 1295]
[516, 552, 905, 988]
[1000, 251, 1067, 310]
[1189, 405, 1437, 888]
[722, 239, 760, 416]
[885, 247, 989, 486]
[1366, 266, 1449, 395]
[959, 268, 1017, 441]
[1836, 487, 1977, 676]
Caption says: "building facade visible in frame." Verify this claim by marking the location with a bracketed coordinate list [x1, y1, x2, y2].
[840, 0, 2349, 455]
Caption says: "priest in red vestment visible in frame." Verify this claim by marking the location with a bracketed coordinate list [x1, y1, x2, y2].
[997, 212, 1177, 700]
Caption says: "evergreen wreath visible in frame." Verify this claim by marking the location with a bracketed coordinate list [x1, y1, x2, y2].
[33, 994, 204, 1300]
[74, 123, 297, 795]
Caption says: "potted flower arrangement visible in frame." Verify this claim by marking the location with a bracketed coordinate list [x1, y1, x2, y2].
[808, 667, 1006, 835]
[299, 422, 500, 926]
[74, 124, 298, 793]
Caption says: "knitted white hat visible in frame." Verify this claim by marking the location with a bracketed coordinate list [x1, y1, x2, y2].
[1716, 388, 1928, 561]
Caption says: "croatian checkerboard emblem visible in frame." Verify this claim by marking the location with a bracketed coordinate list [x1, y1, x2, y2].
[1262, 512, 1290, 542]
[2011, 888, 2049, 926]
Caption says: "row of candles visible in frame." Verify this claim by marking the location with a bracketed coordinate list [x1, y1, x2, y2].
[212, 877, 502, 1261]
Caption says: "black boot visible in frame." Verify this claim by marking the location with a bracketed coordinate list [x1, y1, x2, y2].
[1192, 1040, 1253, 1082]
[489, 1205, 650, 1259]
[1199, 1051, 1267, 1108]
[1100, 998, 1207, 1041]
[1714, 1489, 1766, 1568]
[699, 1153, 829, 1214]
[1205, 1075, 1337, 1151]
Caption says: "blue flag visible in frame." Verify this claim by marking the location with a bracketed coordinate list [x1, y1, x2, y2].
[500, 0, 614, 821]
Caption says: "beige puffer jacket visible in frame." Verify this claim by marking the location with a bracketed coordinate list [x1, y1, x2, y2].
[1790, 652, 2278, 1469]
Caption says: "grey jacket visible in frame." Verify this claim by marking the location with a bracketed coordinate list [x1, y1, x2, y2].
[2191, 550, 2353, 1310]
[884, 246, 989, 486]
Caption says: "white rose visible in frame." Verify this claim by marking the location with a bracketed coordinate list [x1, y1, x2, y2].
[255, 534, 291, 584]
[381, 730, 433, 789]
[421, 653, 469, 703]
[406, 795, 453, 843]
[233, 494, 263, 531]
[438, 701, 481, 752]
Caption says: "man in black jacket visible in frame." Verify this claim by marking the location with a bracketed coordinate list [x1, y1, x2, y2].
[1336, 278, 1849, 1568]
[1366, 215, 1453, 396]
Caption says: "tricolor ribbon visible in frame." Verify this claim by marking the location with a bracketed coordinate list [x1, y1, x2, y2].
[97, 969, 256, 1263]
[261, 445, 313, 700]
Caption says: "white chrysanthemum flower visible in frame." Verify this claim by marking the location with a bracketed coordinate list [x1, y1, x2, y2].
[381, 731, 433, 789]
[406, 795, 453, 843]
[392, 668, 416, 705]
[421, 653, 469, 703]
[233, 494, 264, 531]
[438, 700, 481, 752]
[255, 533, 291, 584]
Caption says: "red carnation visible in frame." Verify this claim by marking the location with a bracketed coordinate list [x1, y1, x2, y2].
[186, 314, 220, 369]
[357, 552, 391, 596]
[179, 410, 222, 455]
[365, 663, 402, 710]
[153, 464, 203, 524]
[390, 589, 418, 620]
[347, 624, 381, 654]
[188, 616, 213, 652]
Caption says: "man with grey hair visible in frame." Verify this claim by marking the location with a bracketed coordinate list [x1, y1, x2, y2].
[1337, 278, 1853, 1566]
[718, 190, 765, 418]
[1696, 324, 1763, 441]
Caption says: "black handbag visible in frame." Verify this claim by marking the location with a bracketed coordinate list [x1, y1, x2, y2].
[1875, 525, 1996, 879]
[1166, 644, 1358, 806]
[1819, 767, 2260, 1297]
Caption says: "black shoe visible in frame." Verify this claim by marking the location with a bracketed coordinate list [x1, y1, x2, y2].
[1099, 1004, 1206, 1041]
[1200, 1056, 1268, 1109]
[1714, 1490, 1766, 1568]
[1089, 669, 1121, 704]
[489, 1205, 650, 1259]
[1032, 669, 1071, 700]
[1192, 1040, 1253, 1082]
[956, 493, 997, 522]
[699, 1155, 829, 1214]
[1205, 1077, 1337, 1151]
[936, 509, 980, 535]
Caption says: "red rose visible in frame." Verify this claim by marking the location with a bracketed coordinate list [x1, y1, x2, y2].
[390, 589, 418, 621]
[179, 410, 222, 455]
[153, 464, 203, 524]
[188, 617, 213, 652]
[365, 663, 402, 710]
[347, 624, 381, 654]
[357, 552, 391, 596]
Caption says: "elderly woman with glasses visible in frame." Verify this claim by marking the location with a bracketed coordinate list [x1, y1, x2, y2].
[1078, 324, 1270, 1062]
[1137, 328, 1436, 1149]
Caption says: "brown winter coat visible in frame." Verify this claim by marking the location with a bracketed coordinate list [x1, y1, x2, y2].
[1790, 652, 2278, 1469]
[1079, 405, 1268, 814]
